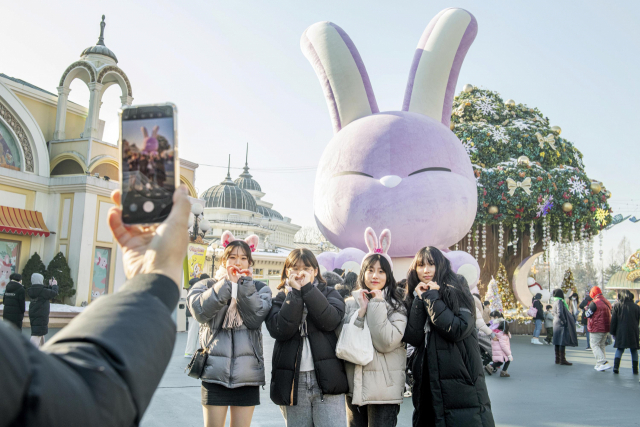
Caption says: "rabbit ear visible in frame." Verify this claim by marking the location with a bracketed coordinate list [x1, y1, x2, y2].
[364, 227, 378, 253]
[301, 21, 379, 134]
[379, 229, 391, 254]
[402, 8, 477, 127]
[244, 234, 259, 252]
[141, 126, 148, 138]
[152, 125, 159, 138]
[221, 230, 236, 247]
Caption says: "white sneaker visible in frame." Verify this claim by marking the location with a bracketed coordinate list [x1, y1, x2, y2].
[531, 338, 543, 345]
[596, 364, 611, 371]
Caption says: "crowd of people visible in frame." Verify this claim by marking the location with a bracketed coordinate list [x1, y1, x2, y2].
[1, 185, 638, 427]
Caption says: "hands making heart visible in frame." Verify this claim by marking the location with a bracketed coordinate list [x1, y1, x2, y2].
[357, 289, 384, 317]
[288, 269, 312, 290]
[227, 265, 252, 283]
[416, 281, 440, 298]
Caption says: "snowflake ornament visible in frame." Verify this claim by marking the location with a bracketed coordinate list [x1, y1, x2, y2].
[511, 119, 531, 131]
[567, 175, 587, 196]
[476, 97, 497, 116]
[574, 152, 584, 169]
[536, 195, 554, 218]
[595, 208, 610, 226]
[462, 140, 477, 156]
[489, 126, 510, 144]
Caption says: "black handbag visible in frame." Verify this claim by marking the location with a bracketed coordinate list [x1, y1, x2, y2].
[185, 348, 209, 379]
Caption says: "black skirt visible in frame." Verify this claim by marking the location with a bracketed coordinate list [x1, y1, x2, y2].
[201, 382, 260, 407]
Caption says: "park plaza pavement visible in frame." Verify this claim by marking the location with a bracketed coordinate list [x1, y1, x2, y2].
[22, 326, 640, 427]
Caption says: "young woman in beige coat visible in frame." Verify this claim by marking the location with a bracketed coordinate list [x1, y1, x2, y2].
[339, 228, 407, 427]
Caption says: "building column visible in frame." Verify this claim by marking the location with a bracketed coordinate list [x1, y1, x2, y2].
[81, 82, 104, 139]
[120, 95, 134, 108]
[53, 86, 71, 140]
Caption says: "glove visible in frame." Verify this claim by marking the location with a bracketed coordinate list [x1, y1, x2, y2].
[508, 355, 513, 362]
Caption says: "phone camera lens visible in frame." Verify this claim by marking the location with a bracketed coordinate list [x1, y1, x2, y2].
[129, 203, 138, 212]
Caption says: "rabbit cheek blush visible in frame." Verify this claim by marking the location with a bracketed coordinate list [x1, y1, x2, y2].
[303, 9, 478, 258]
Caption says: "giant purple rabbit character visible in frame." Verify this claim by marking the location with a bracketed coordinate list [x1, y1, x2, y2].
[302, 8, 478, 260]
[141, 126, 159, 156]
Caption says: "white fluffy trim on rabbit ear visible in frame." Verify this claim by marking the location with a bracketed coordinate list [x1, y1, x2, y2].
[363, 227, 393, 269]
[221, 230, 259, 252]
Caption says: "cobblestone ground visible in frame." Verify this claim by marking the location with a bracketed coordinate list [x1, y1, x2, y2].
[23, 326, 640, 426]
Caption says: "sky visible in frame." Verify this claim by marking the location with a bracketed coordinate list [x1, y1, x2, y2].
[2, 0, 639, 266]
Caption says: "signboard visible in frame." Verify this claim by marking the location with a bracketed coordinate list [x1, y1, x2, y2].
[187, 243, 207, 283]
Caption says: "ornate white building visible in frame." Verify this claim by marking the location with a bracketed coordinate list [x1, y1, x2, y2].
[199, 148, 301, 285]
[0, 16, 199, 306]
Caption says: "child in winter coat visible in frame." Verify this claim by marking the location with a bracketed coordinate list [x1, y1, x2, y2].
[489, 311, 513, 377]
[544, 305, 554, 345]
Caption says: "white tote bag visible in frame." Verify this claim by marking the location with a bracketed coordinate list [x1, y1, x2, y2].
[336, 311, 374, 366]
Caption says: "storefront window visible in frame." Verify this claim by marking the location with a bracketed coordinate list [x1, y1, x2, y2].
[0, 121, 22, 171]
[0, 239, 20, 295]
[91, 247, 111, 300]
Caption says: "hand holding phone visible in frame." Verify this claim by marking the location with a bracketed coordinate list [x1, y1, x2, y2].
[120, 104, 178, 225]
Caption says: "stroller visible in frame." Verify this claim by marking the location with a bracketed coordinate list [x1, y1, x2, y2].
[478, 331, 493, 373]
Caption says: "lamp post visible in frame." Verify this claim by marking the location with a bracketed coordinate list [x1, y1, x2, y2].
[188, 203, 210, 244]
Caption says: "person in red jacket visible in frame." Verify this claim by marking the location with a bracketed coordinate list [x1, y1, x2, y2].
[585, 286, 612, 371]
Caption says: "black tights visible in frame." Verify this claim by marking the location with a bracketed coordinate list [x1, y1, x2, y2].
[490, 361, 510, 371]
[555, 345, 565, 352]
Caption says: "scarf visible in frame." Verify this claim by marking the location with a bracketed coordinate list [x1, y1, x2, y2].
[554, 296, 569, 311]
[215, 265, 250, 329]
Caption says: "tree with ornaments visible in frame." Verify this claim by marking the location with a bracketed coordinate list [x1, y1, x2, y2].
[495, 264, 518, 311]
[450, 85, 613, 288]
[561, 269, 577, 296]
[485, 276, 503, 313]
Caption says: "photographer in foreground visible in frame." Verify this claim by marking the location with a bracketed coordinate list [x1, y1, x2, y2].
[0, 185, 190, 427]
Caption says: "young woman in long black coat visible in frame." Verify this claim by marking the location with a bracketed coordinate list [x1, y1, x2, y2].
[610, 290, 640, 374]
[404, 247, 494, 427]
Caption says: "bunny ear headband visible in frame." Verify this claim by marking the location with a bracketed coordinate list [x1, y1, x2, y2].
[221, 230, 259, 253]
[363, 227, 393, 269]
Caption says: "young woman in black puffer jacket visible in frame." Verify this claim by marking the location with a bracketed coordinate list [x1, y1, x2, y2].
[404, 247, 494, 427]
[266, 248, 348, 427]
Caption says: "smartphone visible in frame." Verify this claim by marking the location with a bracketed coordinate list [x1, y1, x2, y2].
[119, 103, 179, 224]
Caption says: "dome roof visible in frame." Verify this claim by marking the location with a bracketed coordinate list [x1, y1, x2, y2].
[200, 164, 257, 212]
[257, 206, 283, 221]
[81, 45, 118, 63]
[82, 16, 118, 63]
[234, 144, 261, 191]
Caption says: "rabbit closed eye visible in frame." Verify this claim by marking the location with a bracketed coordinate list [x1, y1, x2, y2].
[302, 8, 478, 257]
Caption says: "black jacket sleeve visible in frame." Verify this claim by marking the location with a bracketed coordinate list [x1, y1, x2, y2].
[41, 285, 59, 300]
[610, 305, 618, 336]
[265, 290, 304, 341]
[18, 287, 25, 319]
[422, 289, 474, 342]
[0, 273, 179, 427]
[585, 301, 597, 318]
[301, 283, 344, 332]
[404, 295, 428, 347]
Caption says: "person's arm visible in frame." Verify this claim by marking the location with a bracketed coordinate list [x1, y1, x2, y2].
[475, 304, 493, 336]
[609, 306, 618, 336]
[366, 300, 407, 353]
[18, 287, 25, 319]
[585, 302, 597, 318]
[422, 289, 474, 342]
[265, 291, 304, 341]
[187, 278, 231, 324]
[301, 284, 345, 332]
[404, 296, 427, 347]
[236, 278, 273, 330]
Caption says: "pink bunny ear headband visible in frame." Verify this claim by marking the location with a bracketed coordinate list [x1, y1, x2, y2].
[221, 230, 259, 253]
[363, 227, 393, 269]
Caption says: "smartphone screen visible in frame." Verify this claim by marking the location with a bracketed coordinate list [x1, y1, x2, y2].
[120, 104, 178, 224]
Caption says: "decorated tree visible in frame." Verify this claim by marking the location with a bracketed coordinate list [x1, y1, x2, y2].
[44, 252, 75, 303]
[561, 268, 577, 296]
[21, 252, 46, 292]
[485, 276, 503, 313]
[450, 86, 613, 286]
[496, 263, 518, 311]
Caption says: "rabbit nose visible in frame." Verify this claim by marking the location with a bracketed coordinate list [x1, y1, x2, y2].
[380, 175, 402, 188]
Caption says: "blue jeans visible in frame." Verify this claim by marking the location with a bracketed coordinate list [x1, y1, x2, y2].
[615, 348, 639, 361]
[585, 328, 590, 347]
[533, 319, 542, 338]
[280, 371, 346, 427]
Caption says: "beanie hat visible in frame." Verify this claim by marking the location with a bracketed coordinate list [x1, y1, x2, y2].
[363, 227, 392, 269]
